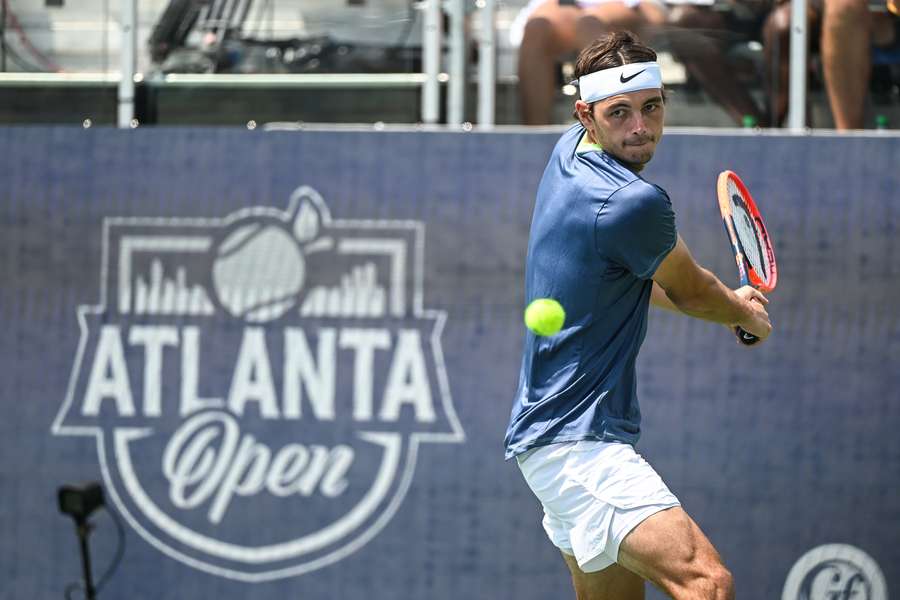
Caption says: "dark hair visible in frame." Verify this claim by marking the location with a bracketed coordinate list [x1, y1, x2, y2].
[574, 31, 658, 80]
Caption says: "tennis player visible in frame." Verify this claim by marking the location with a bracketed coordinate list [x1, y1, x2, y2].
[505, 32, 772, 599]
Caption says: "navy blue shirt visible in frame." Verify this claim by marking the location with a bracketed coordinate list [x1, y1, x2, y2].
[504, 124, 677, 459]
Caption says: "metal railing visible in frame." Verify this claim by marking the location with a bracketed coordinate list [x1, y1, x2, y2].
[2, 0, 820, 131]
[119, 0, 492, 128]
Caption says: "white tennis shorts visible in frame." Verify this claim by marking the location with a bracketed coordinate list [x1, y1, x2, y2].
[516, 440, 680, 573]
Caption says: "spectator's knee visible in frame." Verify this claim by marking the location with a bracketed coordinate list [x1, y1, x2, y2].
[575, 14, 608, 40]
[765, 3, 792, 37]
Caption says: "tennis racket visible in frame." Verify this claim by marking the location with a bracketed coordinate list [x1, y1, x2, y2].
[716, 170, 777, 345]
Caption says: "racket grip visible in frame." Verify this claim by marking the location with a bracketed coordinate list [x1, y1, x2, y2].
[735, 326, 760, 345]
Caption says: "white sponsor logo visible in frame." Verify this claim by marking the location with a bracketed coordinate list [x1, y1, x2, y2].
[52, 187, 464, 581]
[782, 544, 888, 600]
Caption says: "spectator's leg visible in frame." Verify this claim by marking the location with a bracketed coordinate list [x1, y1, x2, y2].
[762, 3, 792, 126]
[636, 2, 668, 35]
[668, 6, 765, 126]
[576, 3, 645, 48]
[821, 0, 872, 129]
[518, 1, 582, 125]
[763, 2, 821, 127]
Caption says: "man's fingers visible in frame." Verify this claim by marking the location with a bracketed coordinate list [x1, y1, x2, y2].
[751, 290, 769, 305]
[735, 285, 769, 305]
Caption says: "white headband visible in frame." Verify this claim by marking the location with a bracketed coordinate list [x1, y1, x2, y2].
[578, 62, 662, 103]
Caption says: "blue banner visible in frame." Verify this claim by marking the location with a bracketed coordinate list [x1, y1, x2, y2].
[1, 126, 897, 599]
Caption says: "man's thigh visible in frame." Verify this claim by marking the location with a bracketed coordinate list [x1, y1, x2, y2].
[616, 506, 729, 597]
[561, 552, 645, 600]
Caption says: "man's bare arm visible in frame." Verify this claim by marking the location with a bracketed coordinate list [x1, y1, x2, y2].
[652, 236, 772, 340]
[650, 282, 681, 313]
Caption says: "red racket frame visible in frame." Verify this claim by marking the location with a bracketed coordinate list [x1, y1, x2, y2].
[717, 170, 777, 294]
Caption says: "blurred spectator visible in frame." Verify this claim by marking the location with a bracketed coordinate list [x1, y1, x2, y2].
[665, 1, 772, 126]
[763, 0, 899, 128]
[511, 0, 668, 124]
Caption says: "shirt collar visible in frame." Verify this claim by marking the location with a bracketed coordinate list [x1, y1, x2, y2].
[575, 130, 604, 155]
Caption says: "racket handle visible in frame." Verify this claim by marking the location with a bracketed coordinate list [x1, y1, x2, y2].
[735, 326, 760, 345]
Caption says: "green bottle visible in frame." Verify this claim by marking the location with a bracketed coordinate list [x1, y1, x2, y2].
[875, 114, 889, 130]
[742, 115, 758, 129]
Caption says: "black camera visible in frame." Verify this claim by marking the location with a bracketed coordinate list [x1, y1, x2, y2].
[58, 482, 105, 523]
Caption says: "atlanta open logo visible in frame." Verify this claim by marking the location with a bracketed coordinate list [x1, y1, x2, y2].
[51, 186, 464, 581]
[782, 544, 888, 600]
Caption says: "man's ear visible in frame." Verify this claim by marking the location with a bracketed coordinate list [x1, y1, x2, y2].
[574, 100, 593, 129]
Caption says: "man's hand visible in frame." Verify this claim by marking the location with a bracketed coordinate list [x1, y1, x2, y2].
[733, 286, 772, 343]
[653, 236, 775, 344]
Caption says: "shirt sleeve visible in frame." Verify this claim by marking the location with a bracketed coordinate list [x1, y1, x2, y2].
[595, 180, 677, 279]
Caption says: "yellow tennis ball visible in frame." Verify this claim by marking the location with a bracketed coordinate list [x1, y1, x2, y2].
[524, 298, 566, 336]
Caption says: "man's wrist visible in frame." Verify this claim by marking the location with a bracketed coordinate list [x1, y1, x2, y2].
[730, 291, 755, 328]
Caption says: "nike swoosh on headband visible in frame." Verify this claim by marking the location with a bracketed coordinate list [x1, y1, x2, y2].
[619, 69, 645, 84]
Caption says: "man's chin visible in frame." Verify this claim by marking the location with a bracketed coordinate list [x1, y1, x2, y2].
[611, 139, 652, 158]
[633, 151, 654, 164]
[615, 148, 655, 170]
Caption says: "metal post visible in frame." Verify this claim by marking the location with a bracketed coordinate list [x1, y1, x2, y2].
[103, 0, 109, 74]
[76, 522, 97, 600]
[118, 0, 136, 128]
[447, 0, 465, 125]
[787, 0, 807, 130]
[422, 0, 442, 124]
[477, 0, 495, 127]
[1, 0, 7, 72]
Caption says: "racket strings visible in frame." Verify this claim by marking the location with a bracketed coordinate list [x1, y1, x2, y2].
[727, 178, 770, 285]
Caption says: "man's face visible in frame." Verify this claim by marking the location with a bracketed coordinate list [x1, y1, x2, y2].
[576, 87, 665, 170]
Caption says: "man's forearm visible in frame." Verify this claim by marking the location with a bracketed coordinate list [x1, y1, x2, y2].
[664, 267, 750, 326]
